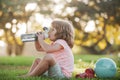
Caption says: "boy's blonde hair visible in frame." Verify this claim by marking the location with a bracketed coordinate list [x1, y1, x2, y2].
[51, 19, 74, 48]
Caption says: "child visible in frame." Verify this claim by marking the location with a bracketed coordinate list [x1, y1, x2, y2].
[21, 19, 75, 79]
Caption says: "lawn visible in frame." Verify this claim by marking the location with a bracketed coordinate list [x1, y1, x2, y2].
[0, 54, 120, 80]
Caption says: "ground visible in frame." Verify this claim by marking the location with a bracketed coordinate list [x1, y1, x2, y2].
[0, 54, 120, 80]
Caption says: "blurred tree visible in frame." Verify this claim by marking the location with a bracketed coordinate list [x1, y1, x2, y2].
[0, 0, 120, 55]
[61, 0, 120, 54]
[0, 0, 53, 56]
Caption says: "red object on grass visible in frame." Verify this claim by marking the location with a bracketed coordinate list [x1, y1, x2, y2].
[75, 68, 95, 79]
[85, 68, 95, 78]
[85, 68, 95, 74]
[75, 73, 87, 78]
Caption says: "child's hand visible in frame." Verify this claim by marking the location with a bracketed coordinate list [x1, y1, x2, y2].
[36, 32, 45, 40]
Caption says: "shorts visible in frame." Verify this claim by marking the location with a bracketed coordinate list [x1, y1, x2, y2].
[43, 63, 66, 79]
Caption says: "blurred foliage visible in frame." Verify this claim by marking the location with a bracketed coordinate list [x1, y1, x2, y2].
[0, 0, 120, 55]
[0, 0, 53, 56]
[60, 0, 120, 54]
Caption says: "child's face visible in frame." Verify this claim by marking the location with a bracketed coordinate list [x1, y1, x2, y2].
[48, 27, 57, 41]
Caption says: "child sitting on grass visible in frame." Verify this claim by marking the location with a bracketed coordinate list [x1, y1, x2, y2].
[20, 19, 75, 79]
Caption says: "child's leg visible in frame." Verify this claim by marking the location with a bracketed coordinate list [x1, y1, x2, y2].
[28, 54, 56, 76]
[28, 58, 41, 73]
[19, 58, 41, 77]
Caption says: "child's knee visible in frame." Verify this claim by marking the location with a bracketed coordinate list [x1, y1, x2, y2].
[43, 54, 56, 63]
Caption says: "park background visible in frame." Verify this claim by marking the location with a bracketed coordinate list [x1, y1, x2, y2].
[0, 0, 120, 80]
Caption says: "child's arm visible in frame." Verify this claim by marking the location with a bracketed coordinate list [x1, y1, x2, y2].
[36, 33, 63, 53]
[39, 40, 63, 53]
[35, 41, 44, 51]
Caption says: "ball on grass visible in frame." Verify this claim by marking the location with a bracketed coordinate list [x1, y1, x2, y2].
[94, 58, 117, 78]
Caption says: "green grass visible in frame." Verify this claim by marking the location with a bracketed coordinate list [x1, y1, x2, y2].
[0, 54, 120, 80]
